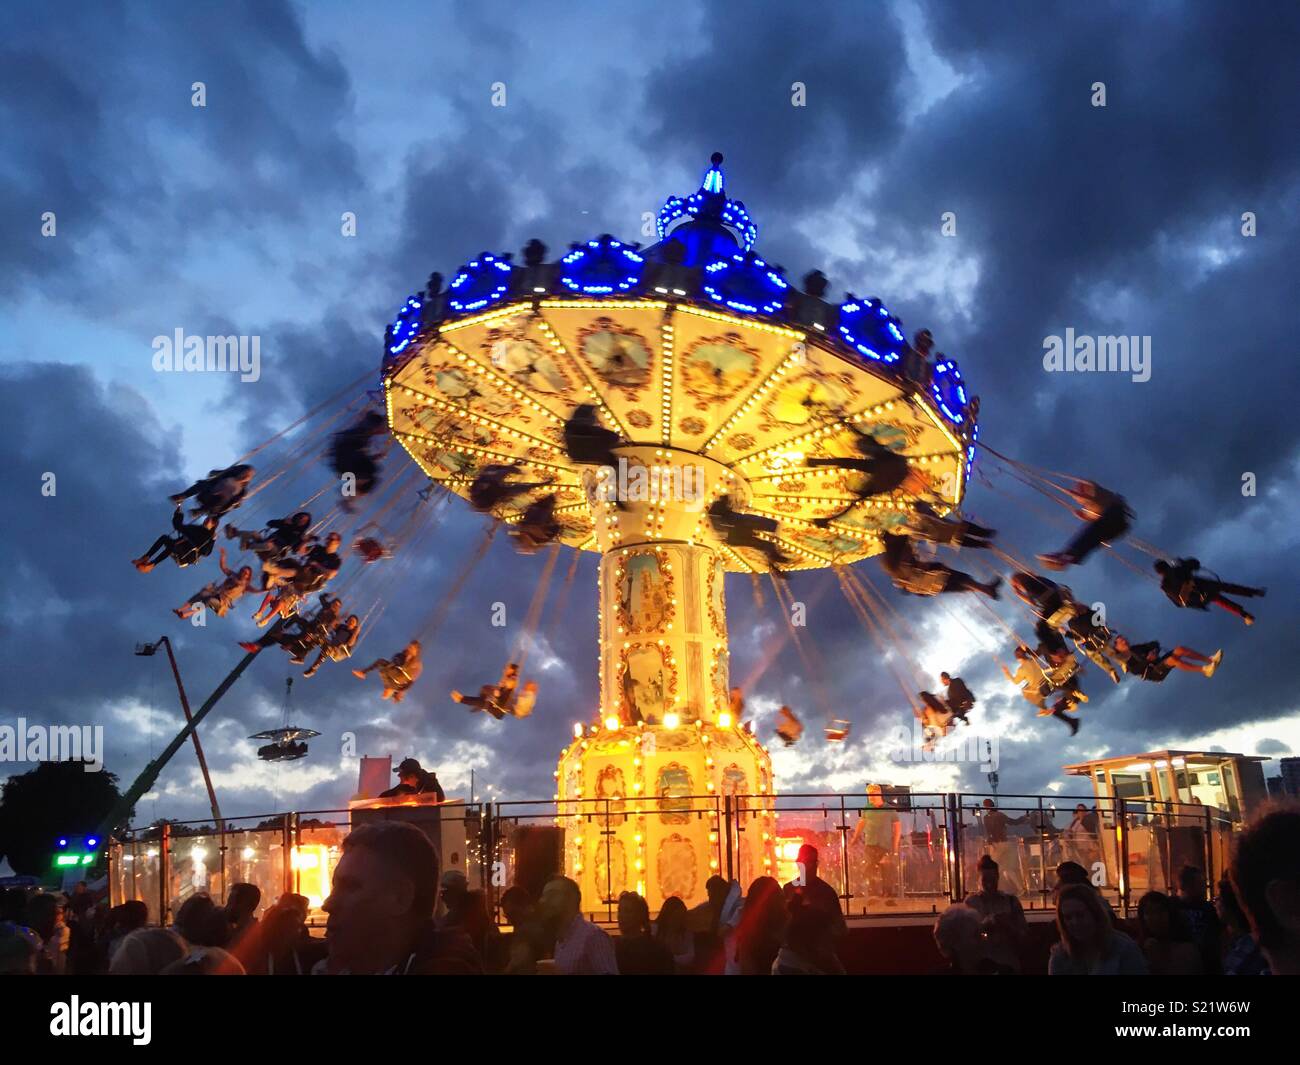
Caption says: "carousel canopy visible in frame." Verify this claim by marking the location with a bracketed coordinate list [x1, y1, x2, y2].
[383, 154, 977, 572]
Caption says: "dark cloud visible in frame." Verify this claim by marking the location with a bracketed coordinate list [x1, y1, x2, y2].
[0, 0, 359, 302]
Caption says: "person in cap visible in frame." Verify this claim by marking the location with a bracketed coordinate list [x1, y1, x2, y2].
[437, 869, 470, 929]
[380, 758, 445, 801]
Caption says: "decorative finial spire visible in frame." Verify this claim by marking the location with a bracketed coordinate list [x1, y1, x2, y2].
[703, 152, 725, 194]
[657, 150, 757, 252]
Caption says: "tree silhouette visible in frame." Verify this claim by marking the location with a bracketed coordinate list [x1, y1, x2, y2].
[0, 762, 128, 876]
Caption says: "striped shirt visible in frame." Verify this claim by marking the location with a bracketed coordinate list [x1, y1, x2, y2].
[553, 915, 618, 975]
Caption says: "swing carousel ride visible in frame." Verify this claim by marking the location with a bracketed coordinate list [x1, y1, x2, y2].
[116, 153, 1264, 908]
[380, 154, 973, 898]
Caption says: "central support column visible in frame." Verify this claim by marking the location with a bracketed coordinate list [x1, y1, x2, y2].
[598, 542, 728, 726]
[556, 447, 776, 913]
[585, 445, 741, 726]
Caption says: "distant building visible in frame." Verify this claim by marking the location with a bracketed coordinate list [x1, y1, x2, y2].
[1267, 776, 1286, 799]
[1279, 757, 1300, 798]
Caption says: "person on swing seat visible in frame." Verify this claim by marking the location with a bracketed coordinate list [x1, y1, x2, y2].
[1036, 479, 1132, 570]
[353, 640, 423, 702]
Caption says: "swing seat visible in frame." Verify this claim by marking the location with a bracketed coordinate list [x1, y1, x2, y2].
[824, 719, 852, 742]
[898, 566, 949, 597]
[1044, 653, 1081, 686]
[1045, 603, 1083, 629]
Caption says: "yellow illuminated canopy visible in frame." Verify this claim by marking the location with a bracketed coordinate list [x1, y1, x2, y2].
[386, 298, 968, 572]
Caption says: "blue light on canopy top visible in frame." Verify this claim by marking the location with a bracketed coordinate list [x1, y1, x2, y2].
[931, 358, 969, 425]
[386, 295, 423, 356]
[838, 298, 907, 364]
[448, 254, 514, 314]
[560, 236, 647, 295]
[966, 423, 980, 476]
[701, 253, 790, 316]
[656, 153, 759, 252]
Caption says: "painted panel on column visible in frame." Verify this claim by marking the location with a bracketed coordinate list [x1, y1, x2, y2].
[620, 643, 674, 724]
[616, 550, 672, 634]
[593, 838, 628, 900]
[711, 647, 729, 717]
[657, 833, 699, 902]
[707, 556, 726, 636]
[656, 763, 693, 824]
[685, 642, 703, 720]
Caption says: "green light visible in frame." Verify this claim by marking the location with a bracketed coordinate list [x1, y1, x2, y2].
[82, 854, 94, 865]
[55, 855, 81, 867]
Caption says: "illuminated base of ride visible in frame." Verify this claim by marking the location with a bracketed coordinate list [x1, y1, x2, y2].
[556, 721, 775, 911]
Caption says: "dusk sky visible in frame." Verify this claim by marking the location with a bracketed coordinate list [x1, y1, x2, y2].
[3, 0, 1298, 828]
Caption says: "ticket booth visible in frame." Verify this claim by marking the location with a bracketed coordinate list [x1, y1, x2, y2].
[1062, 749, 1267, 899]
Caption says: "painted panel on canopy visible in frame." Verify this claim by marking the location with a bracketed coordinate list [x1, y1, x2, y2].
[664, 307, 796, 451]
[427, 311, 580, 429]
[532, 302, 665, 441]
[703, 341, 901, 465]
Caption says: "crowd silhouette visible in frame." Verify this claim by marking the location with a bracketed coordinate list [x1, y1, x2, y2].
[2, 804, 1294, 976]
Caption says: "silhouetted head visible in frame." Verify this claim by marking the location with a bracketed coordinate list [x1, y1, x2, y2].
[1178, 864, 1207, 901]
[705, 876, 729, 910]
[225, 882, 261, 923]
[1055, 861, 1089, 886]
[617, 891, 652, 939]
[656, 895, 688, 936]
[977, 854, 1000, 893]
[1153, 559, 1170, 575]
[323, 821, 439, 973]
[539, 876, 582, 931]
[500, 885, 536, 926]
